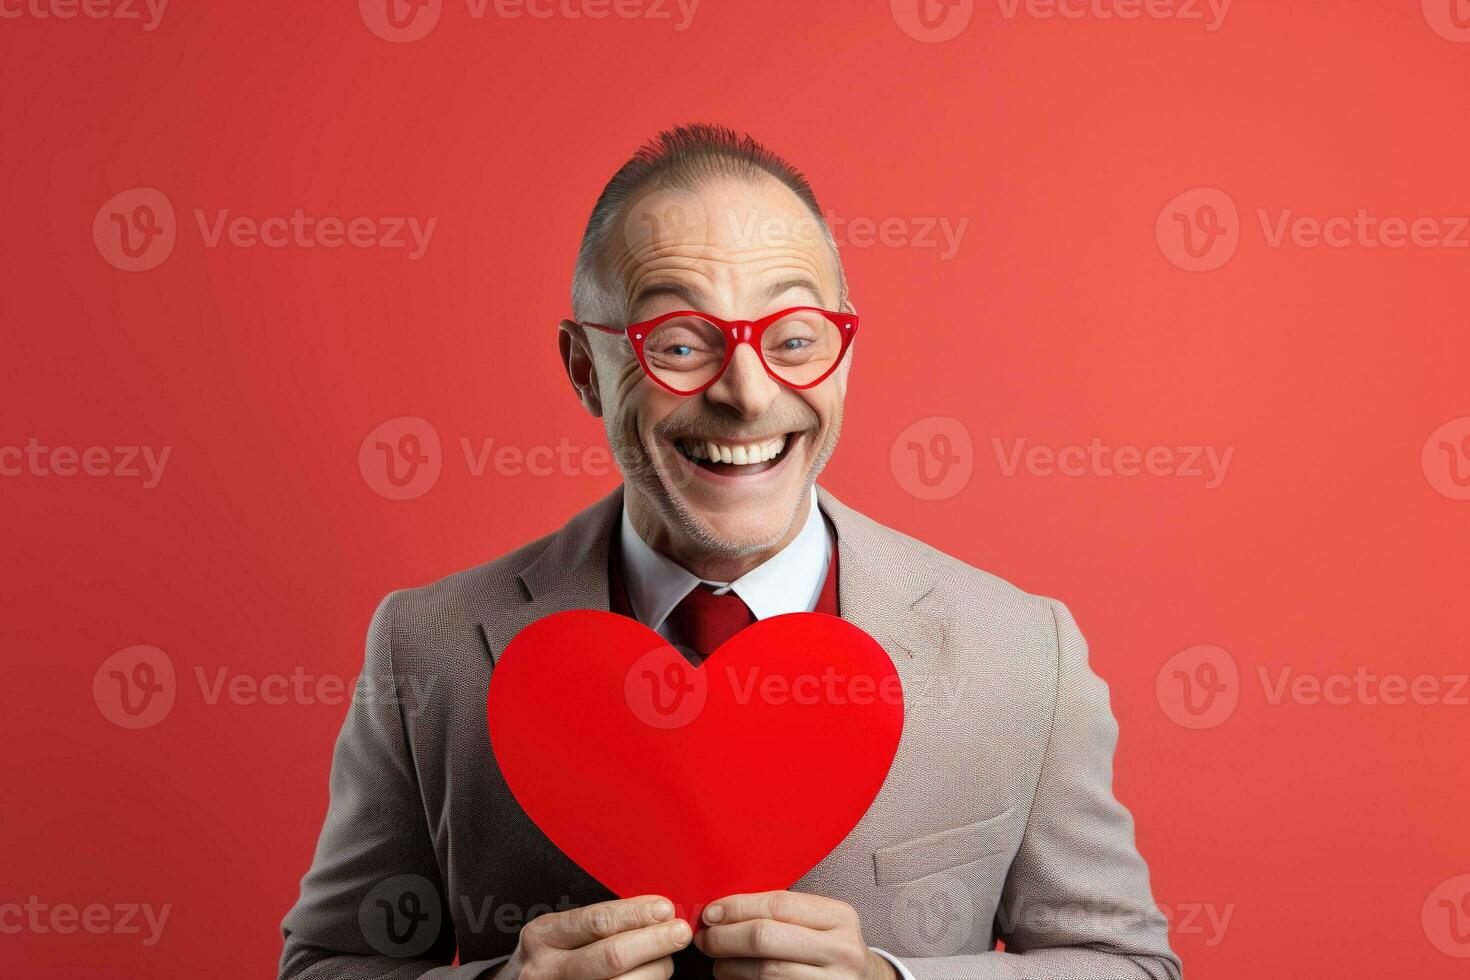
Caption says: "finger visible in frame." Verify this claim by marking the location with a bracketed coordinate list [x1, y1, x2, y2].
[567, 919, 692, 980]
[712, 959, 825, 980]
[694, 919, 839, 966]
[539, 896, 676, 950]
[611, 955, 676, 980]
[704, 891, 851, 931]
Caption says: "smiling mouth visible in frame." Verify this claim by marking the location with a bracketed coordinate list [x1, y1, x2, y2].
[673, 433, 793, 476]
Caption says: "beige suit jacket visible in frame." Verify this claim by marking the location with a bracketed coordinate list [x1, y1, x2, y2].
[281, 485, 1181, 979]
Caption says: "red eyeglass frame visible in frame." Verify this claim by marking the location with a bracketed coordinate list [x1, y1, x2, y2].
[579, 306, 860, 396]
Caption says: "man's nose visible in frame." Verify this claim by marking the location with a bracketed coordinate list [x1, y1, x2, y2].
[703, 343, 780, 419]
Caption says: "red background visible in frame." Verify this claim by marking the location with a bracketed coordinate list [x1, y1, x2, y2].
[3, 2, 1468, 977]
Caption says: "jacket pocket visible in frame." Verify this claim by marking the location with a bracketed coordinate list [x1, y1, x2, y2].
[872, 806, 1018, 887]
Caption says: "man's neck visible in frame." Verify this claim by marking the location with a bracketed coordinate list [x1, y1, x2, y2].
[624, 486, 810, 583]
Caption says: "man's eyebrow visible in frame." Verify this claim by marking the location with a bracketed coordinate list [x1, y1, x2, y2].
[760, 277, 824, 306]
[628, 282, 703, 319]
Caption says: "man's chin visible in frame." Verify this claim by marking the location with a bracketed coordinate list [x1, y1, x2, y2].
[681, 512, 797, 558]
[658, 459, 811, 557]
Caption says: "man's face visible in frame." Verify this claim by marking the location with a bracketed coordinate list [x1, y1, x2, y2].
[575, 175, 851, 560]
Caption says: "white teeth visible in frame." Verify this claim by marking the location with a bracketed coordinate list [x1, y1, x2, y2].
[677, 434, 789, 466]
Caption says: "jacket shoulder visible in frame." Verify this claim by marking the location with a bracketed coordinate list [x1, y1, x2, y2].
[378, 486, 623, 631]
[376, 530, 554, 636]
[832, 500, 1064, 631]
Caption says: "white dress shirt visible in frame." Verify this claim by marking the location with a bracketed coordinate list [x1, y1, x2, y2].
[619, 486, 831, 644]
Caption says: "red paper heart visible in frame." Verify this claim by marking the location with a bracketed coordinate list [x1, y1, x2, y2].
[488, 610, 903, 926]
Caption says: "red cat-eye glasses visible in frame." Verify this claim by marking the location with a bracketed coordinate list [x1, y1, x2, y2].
[580, 307, 859, 397]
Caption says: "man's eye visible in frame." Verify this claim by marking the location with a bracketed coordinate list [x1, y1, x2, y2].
[782, 338, 810, 350]
[668, 345, 693, 356]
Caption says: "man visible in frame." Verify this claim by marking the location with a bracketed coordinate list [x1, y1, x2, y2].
[281, 124, 1181, 980]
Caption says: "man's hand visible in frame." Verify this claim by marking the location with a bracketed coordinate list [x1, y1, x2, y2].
[693, 891, 897, 980]
[490, 894, 692, 980]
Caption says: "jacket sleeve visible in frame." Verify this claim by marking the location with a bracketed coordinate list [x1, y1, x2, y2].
[279, 592, 501, 980]
[894, 600, 1182, 980]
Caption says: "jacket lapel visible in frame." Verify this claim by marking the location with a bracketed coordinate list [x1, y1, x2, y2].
[483, 483, 942, 680]
[816, 486, 943, 688]
[480, 485, 623, 665]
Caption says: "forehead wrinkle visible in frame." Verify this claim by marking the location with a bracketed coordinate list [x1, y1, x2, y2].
[622, 247, 833, 316]
[622, 265, 718, 316]
[760, 276, 824, 306]
[626, 267, 829, 322]
[604, 186, 841, 318]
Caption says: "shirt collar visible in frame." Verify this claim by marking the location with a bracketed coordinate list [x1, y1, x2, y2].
[618, 487, 831, 633]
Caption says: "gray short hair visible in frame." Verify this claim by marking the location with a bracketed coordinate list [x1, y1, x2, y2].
[571, 123, 846, 322]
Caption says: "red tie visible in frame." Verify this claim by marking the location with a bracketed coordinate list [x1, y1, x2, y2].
[662, 585, 756, 664]
[602, 514, 838, 979]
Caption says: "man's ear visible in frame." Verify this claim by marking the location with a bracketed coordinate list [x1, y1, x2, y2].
[559, 320, 604, 418]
